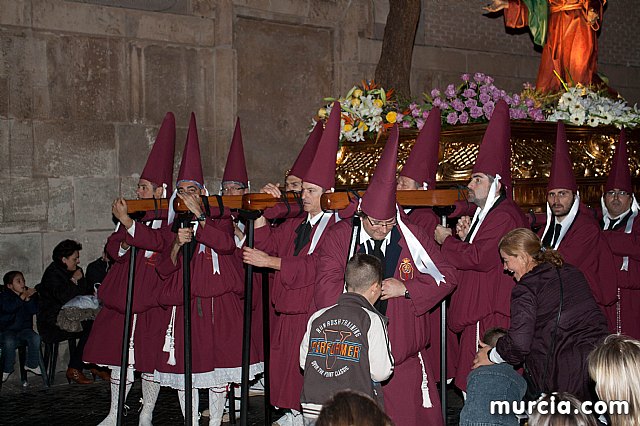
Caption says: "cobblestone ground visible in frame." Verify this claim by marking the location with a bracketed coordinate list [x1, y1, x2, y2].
[0, 371, 463, 425]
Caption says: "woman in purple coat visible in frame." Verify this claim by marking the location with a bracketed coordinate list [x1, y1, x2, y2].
[473, 228, 609, 402]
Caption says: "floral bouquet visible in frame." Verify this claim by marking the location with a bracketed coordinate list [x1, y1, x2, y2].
[546, 84, 640, 129]
[397, 73, 545, 130]
[315, 80, 398, 143]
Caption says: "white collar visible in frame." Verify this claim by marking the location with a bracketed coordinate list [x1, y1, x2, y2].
[307, 211, 325, 226]
[543, 194, 580, 249]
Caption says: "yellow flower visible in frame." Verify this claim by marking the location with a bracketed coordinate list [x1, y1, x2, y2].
[351, 98, 361, 107]
[353, 89, 363, 98]
[343, 123, 353, 132]
[318, 108, 327, 119]
[386, 111, 397, 123]
[358, 121, 368, 132]
[373, 99, 384, 108]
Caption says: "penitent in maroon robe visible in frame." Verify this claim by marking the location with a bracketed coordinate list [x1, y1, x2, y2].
[315, 219, 457, 426]
[539, 204, 618, 330]
[440, 196, 526, 392]
[603, 212, 640, 338]
[252, 212, 339, 411]
[84, 215, 172, 373]
[154, 216, 261, 388]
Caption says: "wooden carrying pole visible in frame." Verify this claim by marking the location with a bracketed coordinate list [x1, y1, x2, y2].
[320, 189, 467, 210]
[123, 195, 243, 214]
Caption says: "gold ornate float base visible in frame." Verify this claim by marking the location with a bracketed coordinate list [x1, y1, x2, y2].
[335, 121, 640, 212]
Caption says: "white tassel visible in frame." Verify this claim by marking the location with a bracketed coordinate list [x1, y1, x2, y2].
[163, 307, 176, 352]
[128, 314, 137, 366]
[417, 352, 432, 408]
[164, 307, 177, 365]
[167, 339, 176, 366]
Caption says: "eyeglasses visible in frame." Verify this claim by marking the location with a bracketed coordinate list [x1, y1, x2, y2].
[605, 190, 631, 198]
[366, 216, 397, 228]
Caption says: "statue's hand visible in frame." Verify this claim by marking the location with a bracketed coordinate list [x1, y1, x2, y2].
[483, 0, 508, 13]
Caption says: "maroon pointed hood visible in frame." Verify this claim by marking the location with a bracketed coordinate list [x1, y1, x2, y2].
[140, 112, 176, 194]
[400, 107, 440, 189]
[177, 113, 204, 186]
[473, 99, 512, 191]
[290, 120, 324, 179]
[360, 124, 399, 220]
[547, 121, 577, 192]
[222, 118, 249, 186]
[303, 101, 341, 190]
[605, 129, 632, 193]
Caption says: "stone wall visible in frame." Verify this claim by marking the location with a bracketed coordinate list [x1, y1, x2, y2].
[1, 0, 639, 289]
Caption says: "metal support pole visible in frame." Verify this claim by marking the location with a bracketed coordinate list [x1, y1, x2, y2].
[262, 270, 271, 425]
[240, 212, 258, 426]
[440, 214, 448, 424]
[183, 228, 193, 425]
[117, 246, 137, 426]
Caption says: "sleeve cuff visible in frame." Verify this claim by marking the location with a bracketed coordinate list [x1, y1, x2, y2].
[126, 221, 136, 237]
[118, 245, 130, 257]
[489, 347, 506, 364]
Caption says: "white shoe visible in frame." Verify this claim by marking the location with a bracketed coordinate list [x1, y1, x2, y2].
[25, 365, 42, 375]
[2, 372, 11, 382]
[273, 412, 293, 426]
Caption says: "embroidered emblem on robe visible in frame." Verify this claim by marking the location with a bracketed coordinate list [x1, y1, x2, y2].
[399, 257, 414, 281]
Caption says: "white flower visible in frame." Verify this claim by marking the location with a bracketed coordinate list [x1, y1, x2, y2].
[570, 110, 586, 125]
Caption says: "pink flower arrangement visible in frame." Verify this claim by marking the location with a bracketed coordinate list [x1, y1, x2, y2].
[397, 73, 545, 130]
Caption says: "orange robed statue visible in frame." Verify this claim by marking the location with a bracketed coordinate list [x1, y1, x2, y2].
[485, 0, 606, 93]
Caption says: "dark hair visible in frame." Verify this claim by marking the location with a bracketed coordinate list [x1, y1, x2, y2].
[52, 239, 82, 266]
[3, 271, 23, 286]
[316, 390, 394, 426]
[499, 228, 564, 268]
[345, 253, 383, 293]
[483, 327, 508, 347]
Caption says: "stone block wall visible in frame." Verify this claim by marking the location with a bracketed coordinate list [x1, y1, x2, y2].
[1, 0, 639, 290]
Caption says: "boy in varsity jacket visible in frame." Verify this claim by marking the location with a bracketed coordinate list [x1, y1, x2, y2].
[299, 253, 394, 422]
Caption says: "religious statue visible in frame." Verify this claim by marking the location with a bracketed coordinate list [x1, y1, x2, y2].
[484, 0, 606, 93]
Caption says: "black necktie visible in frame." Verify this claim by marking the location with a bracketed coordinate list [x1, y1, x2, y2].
[551, 223, 562, 247]
[293, 221, 312, 256]
[371, 239, 385, 264]
[464, 217, 480, 243]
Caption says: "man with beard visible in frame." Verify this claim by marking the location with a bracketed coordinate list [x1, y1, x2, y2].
[539, 121, 617, 329]
[434, 100, 526, 393]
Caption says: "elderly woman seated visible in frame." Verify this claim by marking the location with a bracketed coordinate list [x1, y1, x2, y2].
[36, 239, 98, 384]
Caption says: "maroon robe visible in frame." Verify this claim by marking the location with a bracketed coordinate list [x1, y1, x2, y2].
[315, 219, 457, 426]
[496, 262, 608, 401]
[403, 207, 458, 381]
[440, 196, 526, 392]
[84, 217, 171, 373]
[602, 212, 640, 338]
[539, 204, 618, 330]
[155, 217, 259, 378]
[253, 213, 339, 410]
